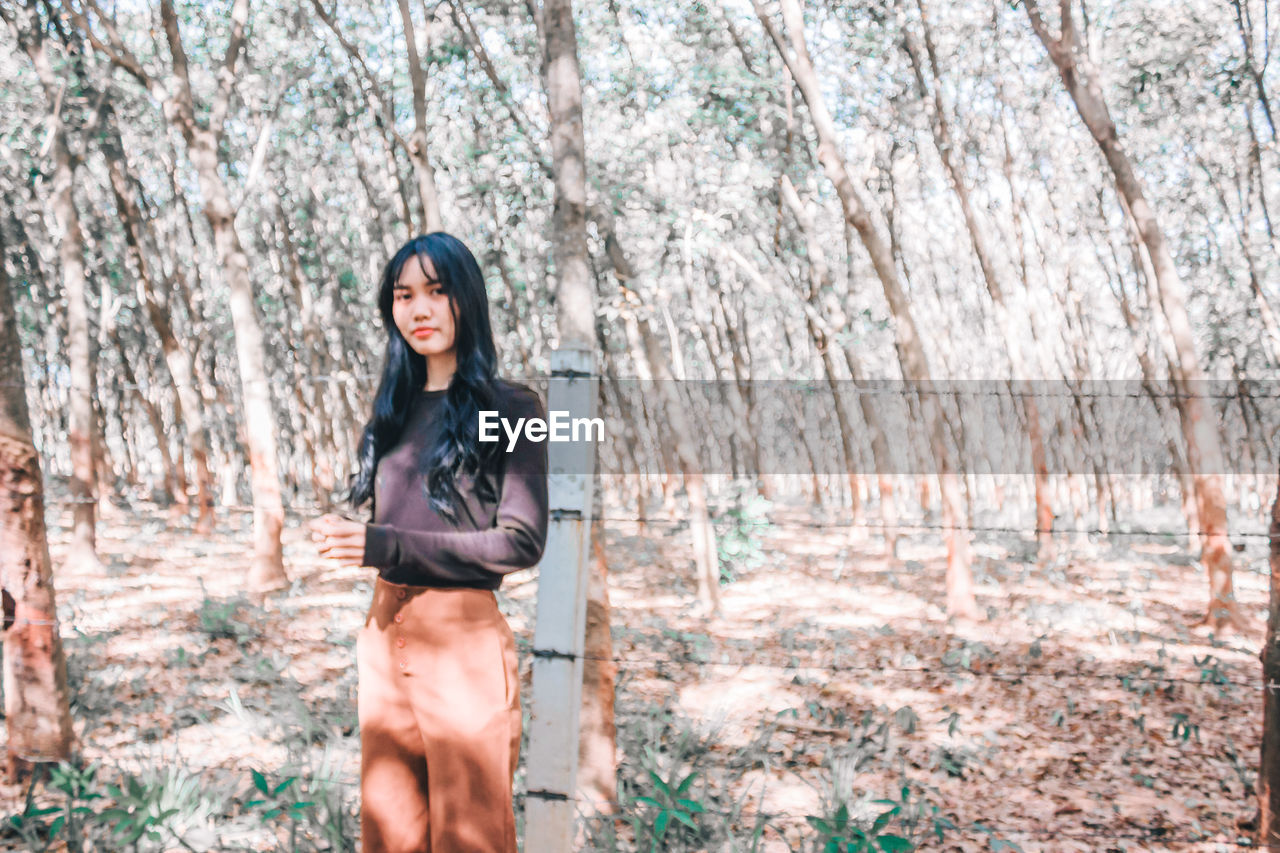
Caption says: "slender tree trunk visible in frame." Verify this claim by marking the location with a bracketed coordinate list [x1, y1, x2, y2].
[755, 0, 976, 617]
[576, 534, 617, 822]
[97, 96, 215, 531]
[904, 2, 1053, 559]
[779, 176, 864, 522]
[1231, 0, 1277, 142]
[396, 0, 445, 233]
[1025, 0, 1246, 633]
[14, 16, 100, 571]
[1259, 459, 1280, 841]
[0, 198, 76, 779]
[1197, 154, 1280, 366]
[345, 122, 399, 262]
[712, 282, 771, 498]
[683, 259, 753, 484]
[198, 176, 287, 589]
[154, 0, 288, 589]
[108, 329, 178, 504]
[624, 311, 721, 614]
[274, 197, 338, 504]
[842, 347, 900, 554]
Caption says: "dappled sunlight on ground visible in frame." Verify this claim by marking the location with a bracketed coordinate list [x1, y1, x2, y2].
[0, 497, 1265, 850]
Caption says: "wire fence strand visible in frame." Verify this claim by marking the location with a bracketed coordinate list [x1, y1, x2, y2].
[36, 494, 1280, 541]
[9, 375, 1280, 400]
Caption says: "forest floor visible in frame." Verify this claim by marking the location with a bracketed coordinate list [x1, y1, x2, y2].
[0, 491, 1268, 852]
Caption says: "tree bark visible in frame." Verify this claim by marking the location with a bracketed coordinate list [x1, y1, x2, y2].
[543, 0, 593, 345]
[755, 0, 976, 617]
[11, 8, 100, 572]
[96, 93, 216, 532]
[1260, 459, 1280, 841]
[903, 1, 1053, 559]
[157, 0, 287, 590]
[1025, 0, 1246, 633]
[0, 191, 76, 780]
[575, 533, 617, 825]
[396, 0, 445, 233]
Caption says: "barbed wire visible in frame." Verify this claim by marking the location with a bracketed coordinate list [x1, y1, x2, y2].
[37, 601, 1261, 687]
[8, 375, 1280, 400]
[531, 648, 1262, 687]
[32, 602, 1262, 688]
[32, 491, 1280, 537]
[39, 494, 1280, 542]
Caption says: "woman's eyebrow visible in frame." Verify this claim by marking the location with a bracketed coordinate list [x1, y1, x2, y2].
[413, 255, 441, 285]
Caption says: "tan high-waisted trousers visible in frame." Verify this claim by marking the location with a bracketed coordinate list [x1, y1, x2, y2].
[357, 577, 521, 852]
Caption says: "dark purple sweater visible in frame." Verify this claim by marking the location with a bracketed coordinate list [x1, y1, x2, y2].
[361, 380, 549, 589]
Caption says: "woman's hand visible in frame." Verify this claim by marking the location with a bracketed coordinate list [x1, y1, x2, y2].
[308, 514, 368, 567]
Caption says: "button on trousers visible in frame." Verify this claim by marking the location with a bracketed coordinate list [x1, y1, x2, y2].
[357, 578, 521, 852]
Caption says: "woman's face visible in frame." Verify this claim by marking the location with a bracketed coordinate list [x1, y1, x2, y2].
[392, 253, 457, 359]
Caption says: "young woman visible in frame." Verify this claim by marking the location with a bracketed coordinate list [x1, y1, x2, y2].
[309, 232, 548, 853]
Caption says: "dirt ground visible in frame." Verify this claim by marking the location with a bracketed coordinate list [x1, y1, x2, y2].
[0, 494, 1267, 852]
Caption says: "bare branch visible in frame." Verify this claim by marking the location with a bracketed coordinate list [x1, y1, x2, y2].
[158, 0, 196, 134]
[67, 0, 152, 89]
[1021, 0, 1055, 48]
[445, 0, 540, 143]
[1058, 0, 1076, 55]
[397, 0, 428, 127]
[749, 0, 792, 77]
[308, 0, 410, 151]
[210, 0, 250, 138]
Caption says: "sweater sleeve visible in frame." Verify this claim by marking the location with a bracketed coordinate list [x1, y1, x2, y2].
[361, 388, 549, 583]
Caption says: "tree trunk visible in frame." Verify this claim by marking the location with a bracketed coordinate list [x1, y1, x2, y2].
[194, 165, 287, 590]
[396, 0, 445, 233]
[528, 0, 607, 846]
[755, 0, 976, 618]
[157, 0, 288, 591]
[625, 311, 721, 614]
[779, 176, 864, 523]
[903, 2, 1053, 559]
[274, 197, 338, 505]
[108, 329, 178, 505]
[97, 94, 216, 532]
[575, 534, 617, 827]
[13, 14, 100, 572]
[1259, 460, 1280, 841]
[0, 201, 76, 779]
[1025, 0, 1245, 632]
[842, 347, 901, 555]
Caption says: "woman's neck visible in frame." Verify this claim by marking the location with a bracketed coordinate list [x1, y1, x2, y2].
[424, 352, 457, 392]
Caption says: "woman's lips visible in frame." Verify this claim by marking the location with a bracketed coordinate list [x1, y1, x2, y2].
[412, 328, 435, 338]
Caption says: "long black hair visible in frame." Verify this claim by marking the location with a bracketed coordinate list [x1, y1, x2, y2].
[347, 232, 505, 523]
